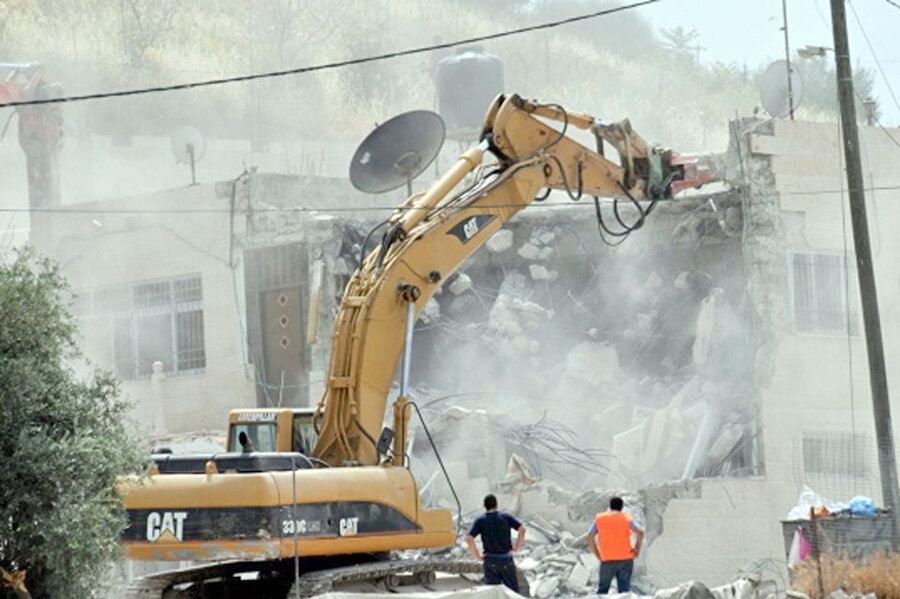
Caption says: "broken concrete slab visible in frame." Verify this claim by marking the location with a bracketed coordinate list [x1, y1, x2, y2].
[545, 554, 578, 566]
[564, 562, 591, 591]
[517, 242, 541, 260]
[529, 264, 557, 281]
[533, 576, 560, 599]
[419, 298, 441, 324]
[653, 580, 716, 599]
[523, 525, 554, 545]
[538, 230, 556, 244]
[517, 557, 540, 572]
[448, 273, 472, 295]
[486, 229, 514, 253]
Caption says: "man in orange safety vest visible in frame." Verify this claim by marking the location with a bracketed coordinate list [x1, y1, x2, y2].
[588, 496, 644, 594]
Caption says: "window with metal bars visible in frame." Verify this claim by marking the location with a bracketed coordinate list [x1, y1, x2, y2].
[74, 275, 205, 380]
[791, 253, 860, 335]
[801, 432, 868, 478]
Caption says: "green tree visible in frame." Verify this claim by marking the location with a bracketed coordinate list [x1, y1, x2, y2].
[793, 55, 880, 123]
[0, 249, 144, 599]
[659, 25, 701, 62]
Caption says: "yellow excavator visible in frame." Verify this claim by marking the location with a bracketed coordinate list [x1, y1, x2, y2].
[120, 93, 721, 598]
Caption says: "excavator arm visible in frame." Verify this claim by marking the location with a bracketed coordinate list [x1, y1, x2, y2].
[313, 93, 720, 467]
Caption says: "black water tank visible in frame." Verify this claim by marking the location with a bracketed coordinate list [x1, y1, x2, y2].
[436, 46, 504, 138]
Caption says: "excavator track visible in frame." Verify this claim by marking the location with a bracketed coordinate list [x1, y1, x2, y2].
[288, 558, 484, 596]
[125, 557, 488, 599]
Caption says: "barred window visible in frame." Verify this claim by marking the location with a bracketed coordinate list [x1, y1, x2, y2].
[802, 432, 867, 478]
[791, 253, 859, 335]
[75, 275, 205, 380]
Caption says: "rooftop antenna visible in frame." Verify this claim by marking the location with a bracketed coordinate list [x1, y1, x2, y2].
[780, 0, 796, 119]
[349, 110, 445, 196]
[170, 126, 207, 186]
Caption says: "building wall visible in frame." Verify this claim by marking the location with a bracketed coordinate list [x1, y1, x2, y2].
[649, 118, 900, 586]
[763, 118, 900, 511]
[41, 183, 256, 435]
[35, 172, 377, 436]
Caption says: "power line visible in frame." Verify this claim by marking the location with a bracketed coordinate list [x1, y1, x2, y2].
[0, 0, 660, 109]
[834, 112, 857, 494]
[3, 184, 900, 216]
[853, 87, 900, 150]
[884, 0, 900, 11]
[848, 0, 900, 113]
[875, 121, 900, 149]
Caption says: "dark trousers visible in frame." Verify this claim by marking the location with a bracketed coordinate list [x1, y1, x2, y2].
[598, 559, 633, 594]
[484, 556, 519, 593]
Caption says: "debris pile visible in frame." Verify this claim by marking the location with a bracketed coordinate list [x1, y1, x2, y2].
[412, 526, 755, 599]
[148, 431, 226, 454]
[436, 527, 601, 597]
[408, 454, 704, 597]
[315, 578, 757, 599]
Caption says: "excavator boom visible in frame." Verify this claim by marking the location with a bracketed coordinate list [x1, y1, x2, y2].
[312, 93, 720, 467]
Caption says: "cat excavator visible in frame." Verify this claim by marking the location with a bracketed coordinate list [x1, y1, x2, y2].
[121, 93, 721, 598]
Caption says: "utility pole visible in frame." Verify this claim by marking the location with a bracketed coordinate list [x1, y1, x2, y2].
[781, 0, 795, 119]
[830, 0, 900, 544]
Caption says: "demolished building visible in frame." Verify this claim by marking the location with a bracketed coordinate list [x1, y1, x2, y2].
[26, 116, 900, 587]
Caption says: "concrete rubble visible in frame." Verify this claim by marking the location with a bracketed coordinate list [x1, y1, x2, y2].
[408, 450, 704, 597]
[487, 229, 515, 253]
[824, 592, 878, 599]
[148, 431, 226, 454]
[400, 198, 759, 492]
[317, 579, 756, 599]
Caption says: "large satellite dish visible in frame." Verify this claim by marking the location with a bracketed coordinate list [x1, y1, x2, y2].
[759, 60, 803, 118]
[349, 110, 445, 195]
[170, 126, 207, 185]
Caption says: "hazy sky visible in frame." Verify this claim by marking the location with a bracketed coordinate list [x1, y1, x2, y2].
[638, 0, 900, 125]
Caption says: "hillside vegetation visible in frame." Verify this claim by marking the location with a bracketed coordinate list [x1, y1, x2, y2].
[0, 0, 875, 153]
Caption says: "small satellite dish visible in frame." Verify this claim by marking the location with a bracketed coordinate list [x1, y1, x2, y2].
[349, 110, 445, 195]
[759, 60, 803, 118]
[170, 126, 206, 185]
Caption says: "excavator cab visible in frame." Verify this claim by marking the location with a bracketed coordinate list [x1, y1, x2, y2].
[226, 408, 318, 455]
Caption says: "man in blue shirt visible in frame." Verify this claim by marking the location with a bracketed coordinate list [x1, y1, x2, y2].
[466, 494, 526, 593]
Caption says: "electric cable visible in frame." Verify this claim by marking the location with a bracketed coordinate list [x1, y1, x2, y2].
[874, 121, 900, 150]
[848, 0, 900, 113]
[352, 416, 380, 451]
[613, 181, 654, 231]
[838, 141, 860, 495]
[545, 154, 583, 202]
[0, 111, 16, 143]
[531, 101, 570, 151]
[0, 0, 661, 109]
[527, 104, 663, 245]
[304, 456, 332, 469]
[8, 182, 900, 217]
[357, 217, 391, 268]
[547, 147, 649, 247]
[408, 401, 463, 532]
[592, 197, 630, 238]
[851, 87, 900, 151]
[534, 187, 552, 202]
[542, 140, 656, 242]
[885, 0, 900, 10]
